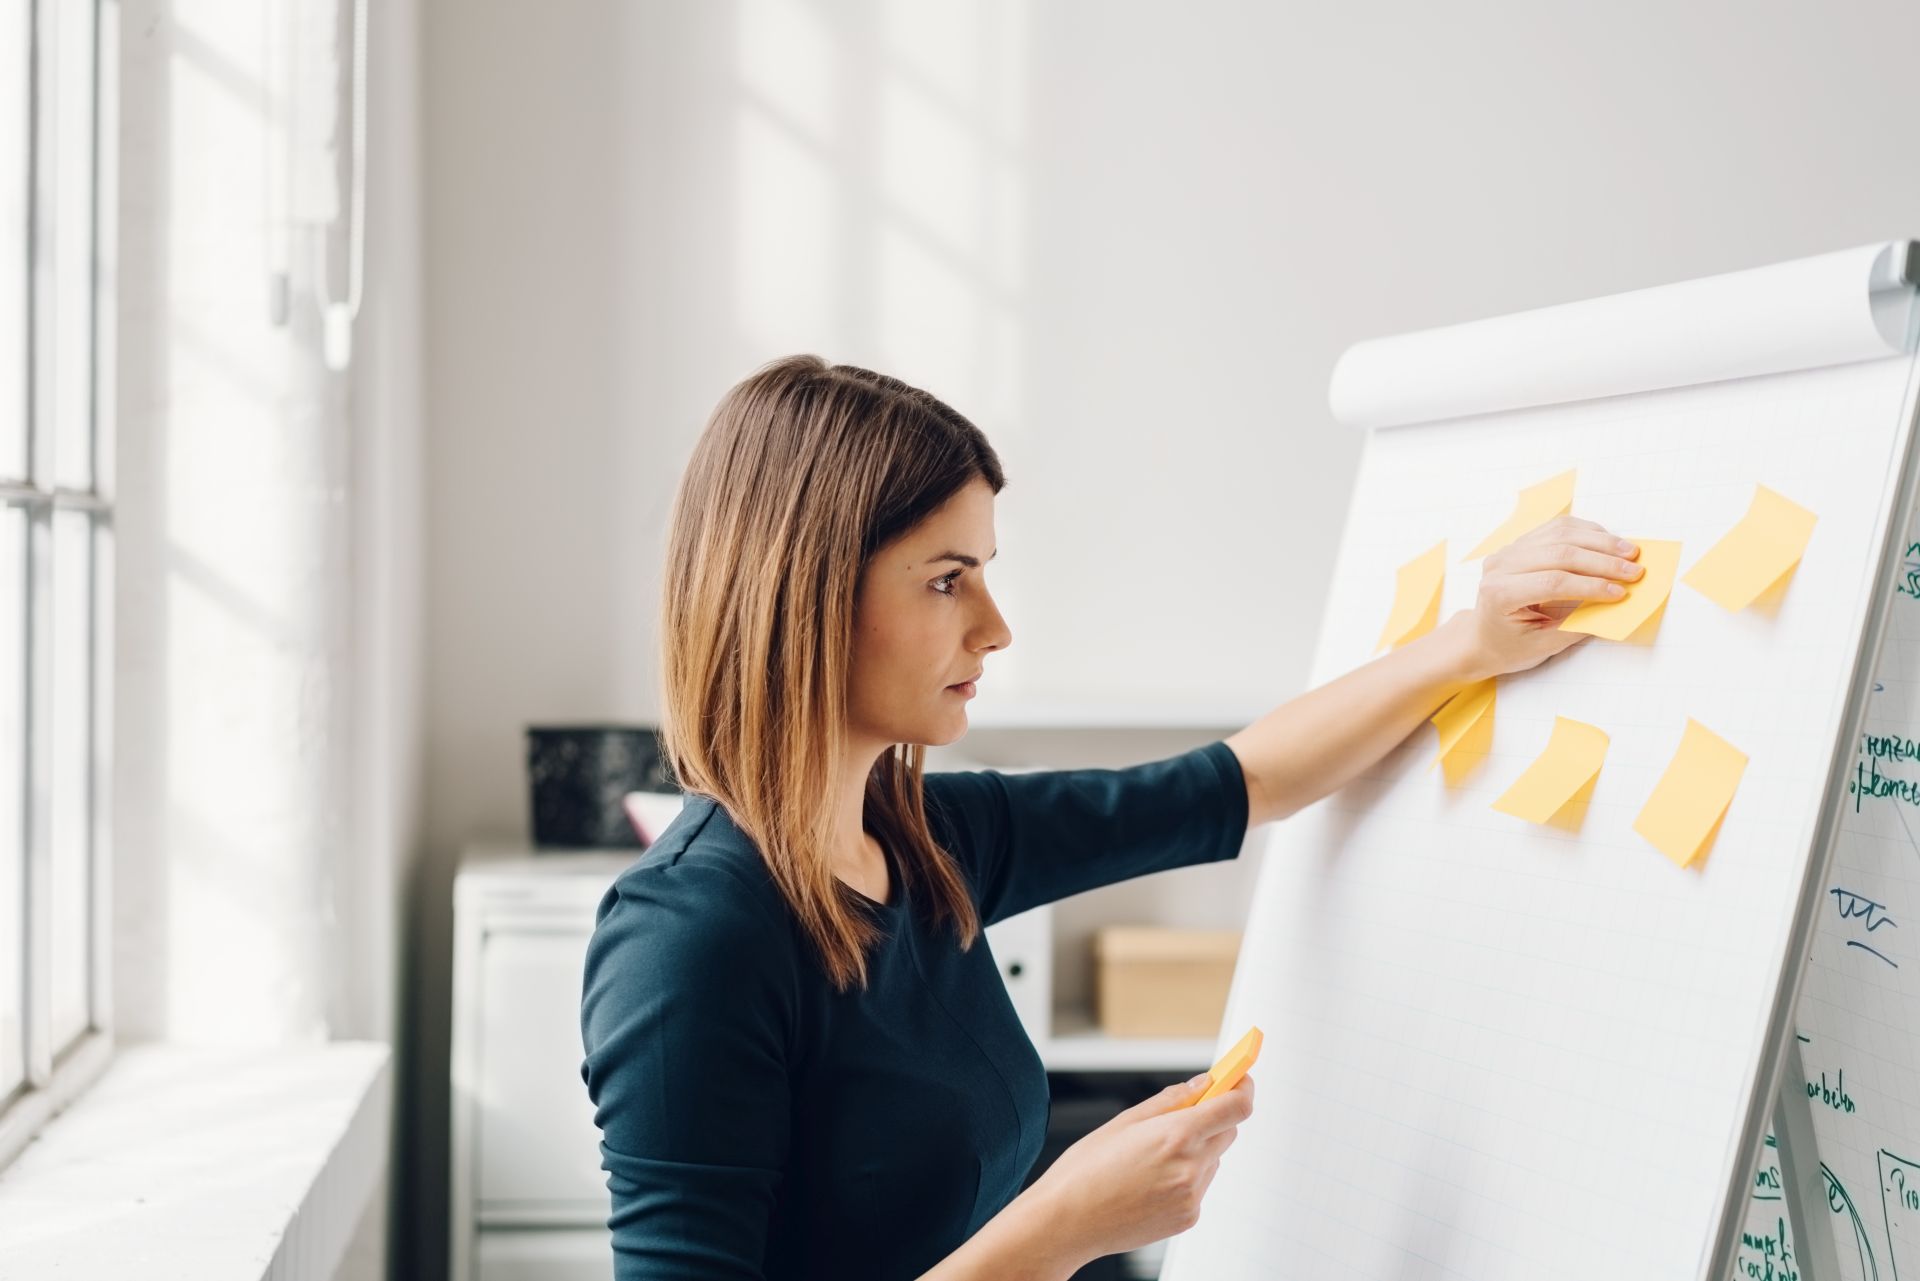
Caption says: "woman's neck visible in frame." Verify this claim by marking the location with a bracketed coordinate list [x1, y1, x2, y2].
[834, 740, 894, 903]
[836, 831, 892, 905]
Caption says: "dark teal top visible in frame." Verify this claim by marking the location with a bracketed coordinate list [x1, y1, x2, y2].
[577, 741, 1249, 1280]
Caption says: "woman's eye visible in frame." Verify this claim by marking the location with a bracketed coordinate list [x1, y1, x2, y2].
[933, 571, 962, 597]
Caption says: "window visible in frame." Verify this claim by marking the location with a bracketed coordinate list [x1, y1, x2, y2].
[0, 0, 113, 1171]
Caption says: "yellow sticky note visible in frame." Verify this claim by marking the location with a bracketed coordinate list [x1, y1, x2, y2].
[1430, 678, 1496, 784]
[1466, 469, 1577, 560]
[1682, 485, 1818, 612]
[1491, 717, 1609, 824]
[1633, 718, 1748, 868]
[1377, 540, 1447, 651]
[1558, 539, 1681, 641]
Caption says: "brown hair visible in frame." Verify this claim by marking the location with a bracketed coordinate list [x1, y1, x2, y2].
[659, 355, 1007, 992]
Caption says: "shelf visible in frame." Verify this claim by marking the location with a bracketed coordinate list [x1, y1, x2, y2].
[1037, 1007, 1218, 1074]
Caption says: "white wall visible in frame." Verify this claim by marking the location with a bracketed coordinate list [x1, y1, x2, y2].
[113, 0, 421, 1275]
[413, 1, 1920, 1276]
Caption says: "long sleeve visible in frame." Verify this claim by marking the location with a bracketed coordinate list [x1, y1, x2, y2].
[924, 739, 1250, 928]
[579, 860, 798, 1279]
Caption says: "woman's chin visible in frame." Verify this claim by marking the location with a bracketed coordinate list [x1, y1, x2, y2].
[927, 709, 969, 746]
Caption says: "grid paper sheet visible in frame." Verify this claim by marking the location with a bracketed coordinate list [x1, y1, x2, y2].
[1162, 350, 1920, 1281]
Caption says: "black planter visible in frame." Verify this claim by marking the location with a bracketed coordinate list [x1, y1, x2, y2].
[525, 724, 677, 850]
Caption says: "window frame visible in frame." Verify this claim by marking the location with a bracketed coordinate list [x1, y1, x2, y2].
[0, 0, 116, 1175]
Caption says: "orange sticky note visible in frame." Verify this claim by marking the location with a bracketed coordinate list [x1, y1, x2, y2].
[1378, 541, 1447, 651]
[1633, 718, 1748, 868]
[1559, 539, 1680, 641]
[1430, 679, 1496, 785]
[1466, 468, 1577, 560]
[1184, 1026, 1263, 1107]
[1491, 717, 1609, 824]
[1682, 485, 1818, 612]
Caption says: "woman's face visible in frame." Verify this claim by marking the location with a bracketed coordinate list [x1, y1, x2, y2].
[849, 477, 1013, 749]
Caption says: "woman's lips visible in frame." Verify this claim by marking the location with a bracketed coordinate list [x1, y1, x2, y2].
[946, 681, 977, 697]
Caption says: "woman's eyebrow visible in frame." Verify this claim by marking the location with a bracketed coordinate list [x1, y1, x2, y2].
[929, 548, 997, 568]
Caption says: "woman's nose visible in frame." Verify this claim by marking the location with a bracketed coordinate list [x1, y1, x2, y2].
[976, 599, 1012, 653]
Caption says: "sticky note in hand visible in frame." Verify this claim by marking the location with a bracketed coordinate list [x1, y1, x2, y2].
[1466, 468, 1577, 560]
[1559, 538, 1681, 641]
[1183, 1026, 1263, 1108]
[1378, 541, 1447, 651]
[1682, 484, 1818, 612]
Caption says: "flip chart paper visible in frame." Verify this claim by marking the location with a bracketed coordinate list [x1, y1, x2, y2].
[1682, 485, 1820, 611]
[1633, 718, 1750, 867]
[1163, 242, 1920, 1281]
[1491, 716, 1610, 824]
[1376, 540, 1446, 650]
[1466, 468, 1577, 559]
[1329, 242, 1914, 430]
[1559, 538, 1681, 641]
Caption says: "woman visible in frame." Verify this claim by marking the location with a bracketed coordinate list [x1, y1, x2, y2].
[578, 355, 1643, 1279]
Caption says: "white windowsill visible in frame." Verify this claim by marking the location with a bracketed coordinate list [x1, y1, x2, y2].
[0, 1040, 392, 1280]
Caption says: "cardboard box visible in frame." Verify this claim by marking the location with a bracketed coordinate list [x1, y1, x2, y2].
[1093, 926, 1242, 1039]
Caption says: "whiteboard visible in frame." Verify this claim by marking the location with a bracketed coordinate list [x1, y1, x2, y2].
[1732, 503, 1920, 1281]
[1163, 244, 1920, 1281]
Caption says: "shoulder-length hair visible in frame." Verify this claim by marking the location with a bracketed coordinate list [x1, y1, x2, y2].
[659, 354, 1006, 993]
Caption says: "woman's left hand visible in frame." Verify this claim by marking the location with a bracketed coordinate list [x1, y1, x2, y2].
[1460, 515, 1644, 679]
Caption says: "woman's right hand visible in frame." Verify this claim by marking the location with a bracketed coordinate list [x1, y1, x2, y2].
[1027, 1069, 1255, 1265]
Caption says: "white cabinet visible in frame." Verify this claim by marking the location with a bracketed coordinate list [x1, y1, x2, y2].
[474, 928, 607, 1211]
[450, 846, 633, 1281]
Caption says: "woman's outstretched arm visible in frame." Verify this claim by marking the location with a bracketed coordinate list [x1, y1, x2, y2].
[1223, 608, 1485, 827]
[1224, 517, 1645, 827]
